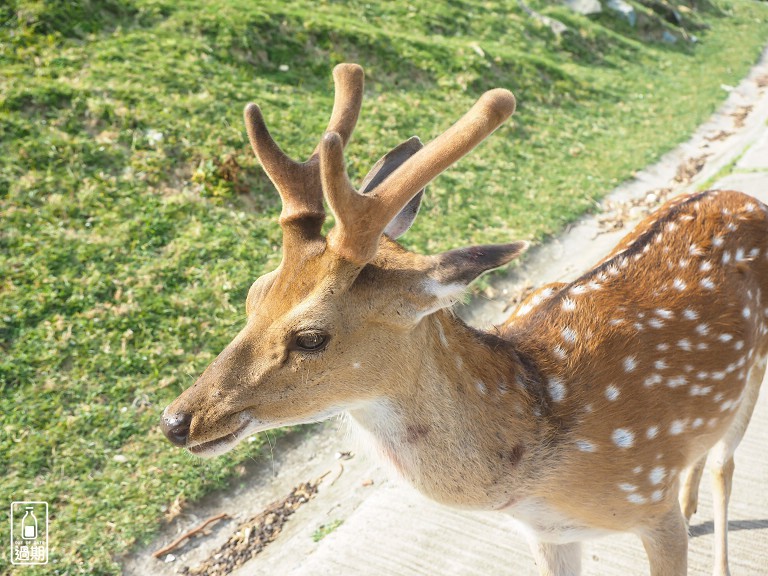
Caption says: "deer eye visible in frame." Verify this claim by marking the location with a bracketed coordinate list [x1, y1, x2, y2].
[293, 331, 329, 352]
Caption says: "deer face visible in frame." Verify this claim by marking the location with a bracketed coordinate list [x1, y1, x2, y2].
[160, 64, 523, 457]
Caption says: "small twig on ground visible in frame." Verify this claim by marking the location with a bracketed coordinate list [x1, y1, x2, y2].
[330, 463, 345, 486]
[153, 513, 230, 559]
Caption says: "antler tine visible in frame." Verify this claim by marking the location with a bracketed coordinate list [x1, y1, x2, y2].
[314, 63, 364, 153]
[244, 63, 365, 246]
[244, 103, 324, 229]
[321, 88, 517, 265]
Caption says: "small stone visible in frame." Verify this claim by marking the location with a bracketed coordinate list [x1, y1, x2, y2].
[113, 454, 128, 463]
[164, 554, 176, 563]
[662, 30, 678, 44]
[563, 0, 602, 15]
[607, 0, 636, 26]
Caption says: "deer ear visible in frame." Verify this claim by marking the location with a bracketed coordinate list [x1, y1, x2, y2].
[430, 241, 529, 291]
[407, 242, 529, 321]
[360, 136, 425, 239]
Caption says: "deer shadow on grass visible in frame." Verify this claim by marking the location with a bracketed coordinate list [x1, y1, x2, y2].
[689, 519, 768, 538]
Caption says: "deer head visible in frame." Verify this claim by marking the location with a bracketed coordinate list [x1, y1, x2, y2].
[160, 64, 525, 457]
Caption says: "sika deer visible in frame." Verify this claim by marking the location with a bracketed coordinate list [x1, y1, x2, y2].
[161, 63, 768, 576]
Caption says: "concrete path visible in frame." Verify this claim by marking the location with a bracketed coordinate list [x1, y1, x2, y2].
[124, 47, 768, 576]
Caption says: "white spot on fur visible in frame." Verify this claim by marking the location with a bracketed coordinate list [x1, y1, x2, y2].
[609, 318, 624, 326]
[612, 428, 634, 448]
[548, 377, 566, 402]
[648, 318, 664, 329]
[696, 323, 710, 336]
[670, 420, 686, 435]
[735, 340, 744, 351]
[577, 440, 596, 452]
[562, 298, 576, 312]
[646, 426, 659, 439]
[644, 374, 663, 387]
[700, 260, 712, 272]
[690, 385, 712, 396]
[700, 278, 716, 290]
[712, 234, 724, 247]
[718, 333, 733, 343]
[678, 339, 692, 351]
[628, 493, 647, 504]
[570, 285, 587, 295]
[553, 345, 567, 360]
[352, 362, 361, 369]
[562, 327, 577, 344]
[516, 303, 533, 316]
[723, 251, 732, 264]
[605, 385, 620, 401]
[649, 466, 666, 485]
[743, 306, 751, 319]
[651, 490, 664, 503]
[692, 417, 704, 429]
[683, 308, 699, 320]
[667, 376, 687, 388]
[476, 381, 487, 395]
[618, 483, 637, 492]
[656, 343, 670, 352]
[624, 356, 637, 372]
[655, 309, 673, 319]
[654, 359, 668, 370]
[673, 278, 687, 291]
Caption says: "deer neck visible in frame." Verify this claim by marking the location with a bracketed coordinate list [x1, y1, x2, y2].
[348, 310, 548, 510]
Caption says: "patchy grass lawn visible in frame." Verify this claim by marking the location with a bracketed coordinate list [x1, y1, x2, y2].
[1, 0, 766, 572]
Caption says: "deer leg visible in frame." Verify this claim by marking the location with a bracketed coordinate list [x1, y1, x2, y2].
[527, 540, 582, 576]
[638, 504, 688, 576]
[711, 456, 735, 576]
[708, 355, 766, 576]
[679, 454, 707, 523]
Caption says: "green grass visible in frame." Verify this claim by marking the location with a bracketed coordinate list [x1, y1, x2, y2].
[312, 519, 344, 543]
[1, 0, 767, 573]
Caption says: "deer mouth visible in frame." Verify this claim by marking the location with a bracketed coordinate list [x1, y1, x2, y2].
[187, 417, 254, 458]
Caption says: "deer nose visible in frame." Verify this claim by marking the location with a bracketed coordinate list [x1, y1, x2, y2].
[161, 410, 191, 447]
